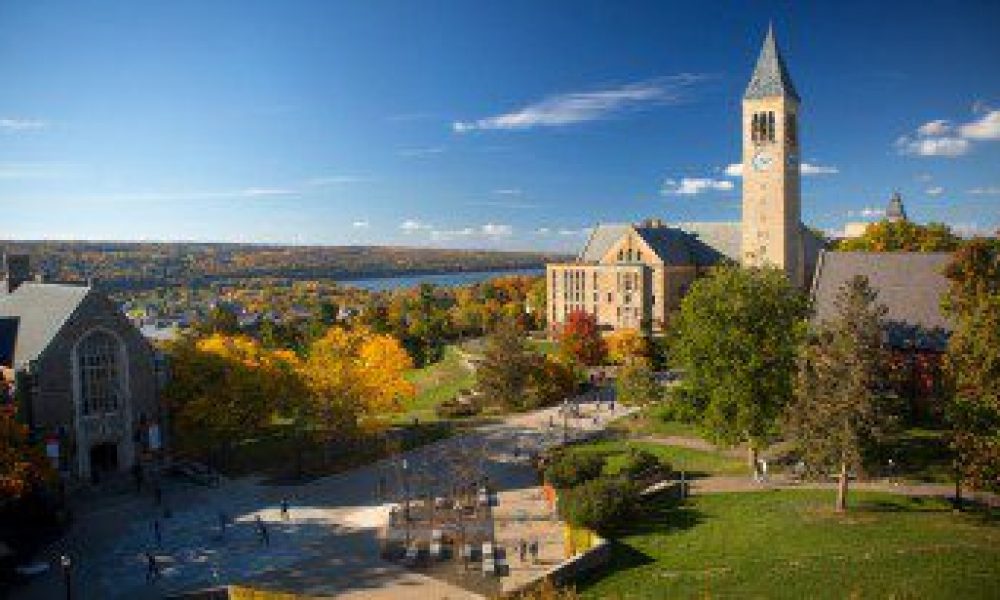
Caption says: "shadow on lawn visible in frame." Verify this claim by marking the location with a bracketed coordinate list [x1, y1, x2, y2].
[574, 489, 705, 592]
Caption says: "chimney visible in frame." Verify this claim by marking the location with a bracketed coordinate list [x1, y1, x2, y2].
[2, 254, 31, 294]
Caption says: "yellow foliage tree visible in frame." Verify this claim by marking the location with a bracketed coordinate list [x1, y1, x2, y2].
[607, 329, 650, 365]
[300, 326, 415, 435]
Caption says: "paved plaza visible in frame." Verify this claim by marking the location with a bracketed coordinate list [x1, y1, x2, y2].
[16, 396, 632, 599]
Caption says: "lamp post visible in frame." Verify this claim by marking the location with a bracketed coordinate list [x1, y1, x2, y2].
[60, 554, 72, 600]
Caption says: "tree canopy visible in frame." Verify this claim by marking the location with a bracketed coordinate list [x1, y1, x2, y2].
[784, 275, 897, 511]
[557, 310, 607, 366]
[669, 267, 808, 460]
[836, 220, 961, 252]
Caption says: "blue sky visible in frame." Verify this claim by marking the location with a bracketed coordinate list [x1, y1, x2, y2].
[1, 0, 998, 250]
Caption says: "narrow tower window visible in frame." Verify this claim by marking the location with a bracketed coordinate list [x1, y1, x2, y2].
[767, 112, 776, 142]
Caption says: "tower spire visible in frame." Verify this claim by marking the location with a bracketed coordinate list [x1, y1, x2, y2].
[744, 24, 799, 102]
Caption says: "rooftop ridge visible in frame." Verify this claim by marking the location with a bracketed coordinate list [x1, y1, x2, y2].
[744, 24, 800, 102]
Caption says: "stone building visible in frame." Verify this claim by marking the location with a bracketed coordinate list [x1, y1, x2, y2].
[0, 255, 163, 483]
[546, 26, 825, 332]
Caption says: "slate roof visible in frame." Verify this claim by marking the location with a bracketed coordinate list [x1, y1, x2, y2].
[744, 25, 800, 102]
[810, 251, 953, 351]
[0, 283, 91, 368]
[577, 221, 742, 266]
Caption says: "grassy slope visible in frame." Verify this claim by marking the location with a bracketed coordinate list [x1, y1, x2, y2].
[567, 439, 746, 478]
[399, 345, 476, 422]
[579, 490, 999, 599]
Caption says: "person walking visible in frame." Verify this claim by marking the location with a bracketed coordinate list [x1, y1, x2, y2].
[518, 539, 526, 563]
[145, 552, 159, 582]
[280, 499, 290, 521]
[529, 539, 539, 564]
[255, 515, 269, 547]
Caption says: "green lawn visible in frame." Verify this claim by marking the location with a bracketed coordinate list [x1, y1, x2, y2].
[566, 439, 746, 478]
[578, 490, 999, 599]
[399, 345, 476, 422]
[609, 403, 703, 439]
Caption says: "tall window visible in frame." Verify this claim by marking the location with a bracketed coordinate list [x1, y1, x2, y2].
[79, 330, 120, 416]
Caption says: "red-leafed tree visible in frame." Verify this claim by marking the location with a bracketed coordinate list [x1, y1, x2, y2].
[0, 404, 52, 501]
[557, 310, 607, 366]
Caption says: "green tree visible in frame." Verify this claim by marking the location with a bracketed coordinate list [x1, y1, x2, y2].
[616, 361, 661, 407]
[477, 322, 537, 411]
[670, 267, 808, 469]
[784, 276, 896, 511]
[942, 237, 1000, 496]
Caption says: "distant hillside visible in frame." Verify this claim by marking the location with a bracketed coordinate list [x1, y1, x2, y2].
[2, 241, 568, 291]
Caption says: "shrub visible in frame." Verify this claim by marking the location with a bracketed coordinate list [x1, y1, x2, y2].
[544, 451, 606, 489]
[558, 477, 639, 532]
[619, 447, 668, 480]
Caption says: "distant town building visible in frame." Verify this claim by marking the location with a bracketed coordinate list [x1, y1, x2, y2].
[546, 26, 825, 332]
[0, 254, 164, 483]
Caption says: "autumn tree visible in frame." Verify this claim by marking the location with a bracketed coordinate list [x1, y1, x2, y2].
[837, 220, 961, 252]
[301, 326, 415, 435]
[165, 334, 303, 464]
[477, 322, 538, 411]
[0, 405, 51, 501]
[527, 355, 578, 408]
[557, 310, 607, 366]
[670, 267, 808, 469]
[607, 329, 650, 365]
[785, 276, 897, 511]
[942, 237, 1000, 495]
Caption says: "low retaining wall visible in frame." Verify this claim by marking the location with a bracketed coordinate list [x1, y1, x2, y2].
[543, 533, 612, 588]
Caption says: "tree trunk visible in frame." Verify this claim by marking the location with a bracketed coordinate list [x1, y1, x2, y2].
[748, 446, 758, 477]
[836, 461, 849, 512]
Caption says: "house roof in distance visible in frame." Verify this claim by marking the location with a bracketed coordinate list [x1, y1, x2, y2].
[0, 283, 91, 368]
[811, 251, 953, 350]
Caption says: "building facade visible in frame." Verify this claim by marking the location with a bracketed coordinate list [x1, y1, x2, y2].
[547, 26, 822, 333]
[0, 255, 164, 483]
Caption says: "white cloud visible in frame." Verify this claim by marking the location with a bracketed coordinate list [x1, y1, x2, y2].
[968, 186, 1000, 195]
[558, 228, 591, 236]
[723, 163, 743, 177]
[661, 177, 734, 195]
[453, 74, 709, 133]
[241, 187, 297, 197]
[430, 227, 475, 240]
[306, 175, 370, 186]
[397, 146, 445, 157]
[895, 135, 971, 157]
[721, 161, 836, 177]
[958, 110, 1000, 141]
[352, 220, 370, 229]
[915, 173, 933, 182]
[493, 188, 523, 195]
[926, 186, 944, 196]
[534, 227, 552, 235]
[800, 162, 839, 175]
[916, 119, 951, 137]
[400, 219, 432, 232]
[480, 223, 513, 236]
[0, 118, 47, 131]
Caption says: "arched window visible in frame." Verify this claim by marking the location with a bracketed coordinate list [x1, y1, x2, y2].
[78, 330, 121, 416]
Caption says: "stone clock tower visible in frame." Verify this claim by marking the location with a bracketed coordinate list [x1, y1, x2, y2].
[741, 25, 803, 286]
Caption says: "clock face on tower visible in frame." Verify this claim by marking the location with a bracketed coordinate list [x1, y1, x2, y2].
[751, 152, 773, 172]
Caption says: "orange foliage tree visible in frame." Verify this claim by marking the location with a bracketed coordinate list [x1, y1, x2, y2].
[557, 310, 607, 366]
[0, 406, 52, 501]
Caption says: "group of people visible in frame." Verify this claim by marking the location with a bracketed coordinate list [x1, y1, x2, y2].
[144, 499, 292, 583]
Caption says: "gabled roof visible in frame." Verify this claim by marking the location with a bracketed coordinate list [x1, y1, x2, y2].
[0, 283, 91, 368]
[744, 24, 800, 102]
[578, 223, 632, 262]
[674, 222, 743, 263]
[811, 251, 952, 350]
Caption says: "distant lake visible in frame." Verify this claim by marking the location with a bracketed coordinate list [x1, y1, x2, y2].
[337, 268, 543, 292]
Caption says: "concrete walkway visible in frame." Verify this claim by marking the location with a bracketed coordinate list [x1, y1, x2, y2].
[14, 397, 632, 600]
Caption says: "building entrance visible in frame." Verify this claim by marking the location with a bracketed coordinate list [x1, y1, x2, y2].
[90, 442, 119, 482]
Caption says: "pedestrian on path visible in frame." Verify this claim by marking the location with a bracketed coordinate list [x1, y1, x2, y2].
[218, 511, 228, 539]
[145, 552, 159, 582]
[280, 499, 290, 520]
[256, 515, 270, 547]
[152, 519, 162, 547]
[529, 539, 539, 564]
